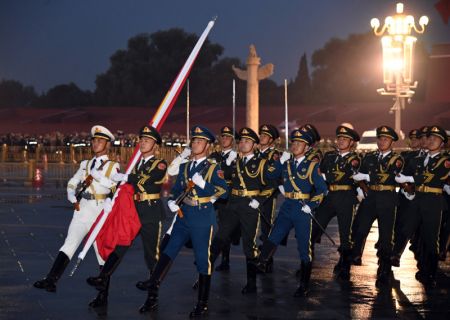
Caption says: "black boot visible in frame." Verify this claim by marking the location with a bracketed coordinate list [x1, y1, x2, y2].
[189, 274, 211, 318]
[336, 250, 352, 281]
[375, 258, 392, 288]
[89, 266, 110, 308]
[34, 251, 70, 292]
[241, 259, 257, 294]
[86, 252, 121, 291]
[294, 261, 312, 297]
[136, 270, 153, 291]
[215, 243, 230, 272]
[139, 254, 173, 313]
[254, 240, 277, 273]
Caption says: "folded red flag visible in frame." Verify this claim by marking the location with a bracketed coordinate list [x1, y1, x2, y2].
[93, 184, 142, 260]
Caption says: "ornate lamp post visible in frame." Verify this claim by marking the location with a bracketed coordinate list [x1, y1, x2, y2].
[371, 2, 428, 137]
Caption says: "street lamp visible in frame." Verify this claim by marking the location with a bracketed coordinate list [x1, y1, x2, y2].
[371, 2, 428, 138]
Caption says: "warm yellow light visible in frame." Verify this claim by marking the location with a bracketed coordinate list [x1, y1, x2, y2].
[419, 16, 429, 26]
[396, 3, 404, 14]
[371, 18, 380, 29]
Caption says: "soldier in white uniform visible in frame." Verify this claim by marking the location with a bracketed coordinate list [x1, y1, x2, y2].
[34, 125, 119, 293]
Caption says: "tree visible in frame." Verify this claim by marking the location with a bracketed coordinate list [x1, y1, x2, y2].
[0, 79, 37, 107]
[94, 28, 225, 107]
[290, 53, 312, 104]
[34, 83, 93, 108]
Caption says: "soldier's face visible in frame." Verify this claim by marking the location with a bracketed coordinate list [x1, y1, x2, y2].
[238, 138, 255, 154]
[336, 136, 353, 151]
[377, 136, 393, 152]
[427, 135, 443, 152]
[191, 138, 209, 156]
[410, 137, 420, 149]
[139, 137, 156, 154]
[91, 137, 108, 155]
[259, 133, 272, 147]
[220, 135, 233, 149]
[420, 136, 428, 149]
[291, 140, 309, 157]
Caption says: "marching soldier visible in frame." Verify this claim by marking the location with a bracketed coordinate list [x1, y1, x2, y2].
[34, 125, 119, 292]
[391, 129, 421, 267]
[209, 126, 238, 272]
[352, 126, 403, 287]
[256, 128, 327, 297]
[85, 125, 167, 306]
[139, 125, 228, 318]
[208, 127, 280, 294]
[311, 124, 360, 280]
[394, 126, 449, 286]
[257, 124, 280, 272]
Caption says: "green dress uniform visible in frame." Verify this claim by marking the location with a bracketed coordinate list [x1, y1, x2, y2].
[257, 125, 281, 242]
[209, 127, 280, 294]
[351, 126, 404, 286]
[311, 125, 360, 280]
[208, 125, 238, 271]
[393, 126, 449, 285]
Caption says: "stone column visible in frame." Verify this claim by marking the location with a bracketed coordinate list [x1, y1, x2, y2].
[233, 45, 274, 132]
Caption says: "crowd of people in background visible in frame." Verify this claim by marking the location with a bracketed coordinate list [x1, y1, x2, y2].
[0, 131, 189, 148]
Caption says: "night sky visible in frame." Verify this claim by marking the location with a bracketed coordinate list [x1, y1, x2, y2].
[0, 0, 449, 93]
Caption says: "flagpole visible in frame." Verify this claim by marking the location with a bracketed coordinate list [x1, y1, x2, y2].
[284, 79, 288, 150]
[70, 17, 217, 276]
[232, 79, 236, 148]
[186, 79, 190, 144]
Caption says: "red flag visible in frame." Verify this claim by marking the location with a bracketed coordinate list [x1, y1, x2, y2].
[92, 184, 142, 260]
[435, 0, 450, 24]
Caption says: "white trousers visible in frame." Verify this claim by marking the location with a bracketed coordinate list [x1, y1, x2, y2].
[59, 198, 105, 265]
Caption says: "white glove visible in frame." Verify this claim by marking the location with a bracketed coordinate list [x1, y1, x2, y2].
[180, 147, 191, 159]
[191, 172, 206, 189]
[168, 200, 180, 213]
[249, 199, 260, 209]
[356, 187, 365, 202]
[90, 168, 102, 181]
[167, 156, 189, 176]
[111, 173, 128, 183]
[444, 184, 450, 195]
[103, 198, 113, 213]
[352, 172, 370, 182]
[67, 189, 77, 204]
[301, 204, 312, 214]
[280, 151, 291, 164]
[395, 173, 414, 184]
[278, 185, 285, 196]
[226, 150, 238, 166]
[210, 196, 217, 204]
[401, 188, 415, 201]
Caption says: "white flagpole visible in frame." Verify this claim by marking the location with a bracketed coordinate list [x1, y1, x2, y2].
[284, 79, 288, 150]
[186, 79, 190, 143]
[232, 79, 236, 147]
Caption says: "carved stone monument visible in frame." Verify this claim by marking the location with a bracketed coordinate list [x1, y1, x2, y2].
[232, 45, 274, 132]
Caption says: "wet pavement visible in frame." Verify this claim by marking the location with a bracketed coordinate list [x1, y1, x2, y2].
[0, 185, 449, 320]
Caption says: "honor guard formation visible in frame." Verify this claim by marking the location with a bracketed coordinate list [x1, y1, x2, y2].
[33, 122, 450, 318]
